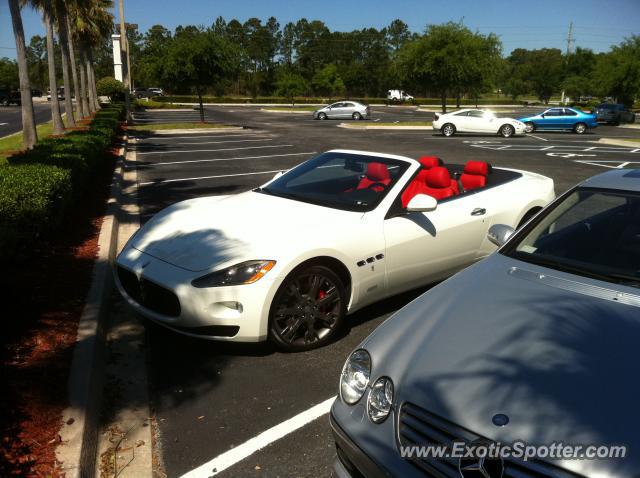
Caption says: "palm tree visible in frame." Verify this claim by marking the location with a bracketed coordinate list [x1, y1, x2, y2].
[70, 0, 114, 116]
[38, 0, 65, 134]
[8, 0, 37, 148]
[66, 14, 84, 119]
[53, 0, 76, 127]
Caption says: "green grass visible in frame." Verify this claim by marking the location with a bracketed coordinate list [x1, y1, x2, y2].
[128, 122, 237, 132]
[264, 106, 319, 111]
[0, 119, 69, 165]
[134, 99, 192, 109]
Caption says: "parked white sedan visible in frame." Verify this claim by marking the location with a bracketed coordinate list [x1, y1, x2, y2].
[433, 109, 526, 137]
[115, 150, 554, 351]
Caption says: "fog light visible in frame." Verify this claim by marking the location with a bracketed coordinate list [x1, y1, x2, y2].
[367, 377, 393, 423]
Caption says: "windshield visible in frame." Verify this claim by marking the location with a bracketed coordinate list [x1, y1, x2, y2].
[502, 187, 640, 288]
[256, 152, 409, 212]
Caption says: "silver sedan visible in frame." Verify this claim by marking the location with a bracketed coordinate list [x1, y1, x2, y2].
[313, 101, 370, 120]
[332, 168, 640, 478]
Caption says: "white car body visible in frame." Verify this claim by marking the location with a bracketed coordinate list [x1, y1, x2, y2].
[432, 109, 526, 137]
[114, 150, 554, 344]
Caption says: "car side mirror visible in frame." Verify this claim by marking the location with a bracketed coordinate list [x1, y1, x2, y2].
[540, 114, 545, 118]
[406, 194, 437, 212]
[487, 224, 515, 247]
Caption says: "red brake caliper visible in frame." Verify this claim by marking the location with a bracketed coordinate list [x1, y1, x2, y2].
[317, 290, 326, 310]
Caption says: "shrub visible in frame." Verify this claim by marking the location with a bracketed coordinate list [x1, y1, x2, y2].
[97, 77, 126, 101]
[0, 104, 124, 256]
[0, 164, 72, 252]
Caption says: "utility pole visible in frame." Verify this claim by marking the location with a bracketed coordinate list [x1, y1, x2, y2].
[561, 22, 574, 105]
[119, 0, 131, 120]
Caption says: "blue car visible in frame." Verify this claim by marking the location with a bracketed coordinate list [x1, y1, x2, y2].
[519, 107, 598, 134]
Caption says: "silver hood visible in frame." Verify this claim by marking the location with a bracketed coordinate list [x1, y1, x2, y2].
[363, 253, 640, 477]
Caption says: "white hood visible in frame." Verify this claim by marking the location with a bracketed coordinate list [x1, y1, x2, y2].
[131, 191, 360, 272]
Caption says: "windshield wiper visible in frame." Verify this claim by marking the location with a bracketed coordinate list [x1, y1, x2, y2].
[254, 187, 301, 201]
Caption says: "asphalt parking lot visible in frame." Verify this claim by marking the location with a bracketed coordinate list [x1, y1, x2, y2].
[123, 106, 640, 477]
[0, 102, 66, 137]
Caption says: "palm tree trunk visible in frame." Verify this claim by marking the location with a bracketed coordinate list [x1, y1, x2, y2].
[85, 52, 96, 114]
[44, 5, 64, 135]
[8, 0, 37, 148]
[87, 48, 100, 111]
[66, 15, 84, 119]
[55, 1, 75, 127]
[78, 44, 91, 116]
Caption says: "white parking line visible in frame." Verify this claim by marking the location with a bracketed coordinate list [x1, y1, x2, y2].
[140, 169, 287, 185]
[145, 151, 316, 166]
[527, 134, 548, 142]
[180, 396, 336, 478]
[174, 138, 272, 145]
[140, 134, 265, 140]
[136, 144, 293, 155]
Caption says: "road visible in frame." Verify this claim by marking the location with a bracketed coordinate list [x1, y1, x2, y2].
[0, 101, 65, 137]
[120, 106, 640, 477]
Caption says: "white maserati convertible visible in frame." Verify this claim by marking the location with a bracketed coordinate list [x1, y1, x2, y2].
[432, 109, 527, 137]
[115, 150, 554, 351]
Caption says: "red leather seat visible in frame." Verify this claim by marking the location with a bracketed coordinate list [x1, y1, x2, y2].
[423, 167, 456, 200]
[460, 161, 491, 191]
[357, 162, 391, 191]
[401, 169, 431, 207]
[418, 156, 443, 169]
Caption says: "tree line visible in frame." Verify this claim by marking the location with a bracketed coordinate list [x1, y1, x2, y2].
[6, 0, 114, 149]
[123, 17, 639, 108]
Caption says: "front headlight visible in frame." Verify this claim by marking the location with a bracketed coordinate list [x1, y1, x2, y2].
[191, 260, 276, 288]
[340, 349, 371, 405]
[367, 377, 394, 423]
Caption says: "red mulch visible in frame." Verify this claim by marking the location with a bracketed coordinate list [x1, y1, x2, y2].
[0, 143, 119, 477]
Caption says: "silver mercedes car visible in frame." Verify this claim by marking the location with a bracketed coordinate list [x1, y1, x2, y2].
[313, 100, 370, 120]
[331, 168, 640, 478]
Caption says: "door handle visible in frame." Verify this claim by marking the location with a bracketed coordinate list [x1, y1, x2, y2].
[471, 208, 486, 216]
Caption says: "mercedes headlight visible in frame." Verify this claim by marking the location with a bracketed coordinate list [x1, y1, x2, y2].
[367, 377, 394, 423]
[191, 260, 276, 288]
[340, 349, 371, 405]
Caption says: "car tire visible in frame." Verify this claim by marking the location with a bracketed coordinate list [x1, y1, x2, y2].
[269, 265, 347, 352]
[500, 124, 515, 138]
[524, 122, 535, 134]
[574, 122, 587, 134]
[318, 112, 327, 120]
[1, 98, 10, 107]
[441, 123, 456, 137]
[352, 112, 362, 120]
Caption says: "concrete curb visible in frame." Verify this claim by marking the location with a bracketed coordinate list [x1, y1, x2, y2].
[338, 123, 434, 130]
[597, 138, 640, 148]
[55, 137, 127, 478]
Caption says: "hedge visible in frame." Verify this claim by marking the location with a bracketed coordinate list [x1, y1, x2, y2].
[151, 95, 523, 106]
[0, 104, 124, 255]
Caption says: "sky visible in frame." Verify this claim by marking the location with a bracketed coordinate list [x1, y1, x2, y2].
[1, 0, 639, 60]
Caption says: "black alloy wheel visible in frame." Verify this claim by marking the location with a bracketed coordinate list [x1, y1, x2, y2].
[269, 265, 346, 351]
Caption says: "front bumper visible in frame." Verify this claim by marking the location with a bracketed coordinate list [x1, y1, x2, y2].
[114, 245, 277, 341]
[330, 412, 391, 478]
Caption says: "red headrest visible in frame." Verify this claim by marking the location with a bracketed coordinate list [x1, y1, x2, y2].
[418, 156, 443, 169]
[425, 167, 451, 188]
[366, 162, 390, 181]
[463, 161, 490, 176]
[415, 169, 431, 182]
